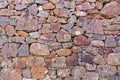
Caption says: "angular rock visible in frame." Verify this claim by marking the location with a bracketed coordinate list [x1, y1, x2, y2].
[57, 68, 70, 78]
[81, 55, 93, 64]
[85, 63, 96, 71]
[66, 54, 78, 67]
[0, 9, 15, 16]
[40, 33, 55, 41]
[91, 40, 104, 47]
[37, 11, 49, 18]
[10, 36, 25, 43]
[30, 43, 50, 56]
[56, 49, 71, 56]
[72, 27, 84, 36]
[35, 0, 47, 4]
[0, 1, 8, 9]
[72, 46, 82, 53]
[17, 31, 29, 37]
[64, 1, 75, 9]
[112, 47, 120, 53]
[81, 2, 93, 11]
[73, 35, 89, 46]
[110, 76, 120, 80]
[98, 47, 112, 55]
[62, 42, 72, 49]
[85, 46, 98, 55]
[30, 32, 39, 39]
[15, 4, 27, 10]
[28, 4, 38, 15]
[56, 29, 71, 42]
[87, 19, 103, 34]
[16, 11, 38, 31]
[50, 23, 60, 32]
[54, 9, 68, 18]
[94, 54, 105, 64]
[43, 2, 55, 10]
[1, 43, 18, 57]
[108, 53, 120, 66]
[82, 72, 99, 80]
[61, 23, 74, 31]
[14, 58, 26, 68]
[49, 0, 60, 4]
[0, 17, 10, 27]
[5, 25, 15, 37]
[18, 44, 29, 57]
[101, 1, 120, 18]
[0, 36, 8, 48]
[47, 16, 57, 23]
[74, 11, 87, 17]
[21, 0, 33, 4]
[22, 68, 32, 78]
[72, 66, 86, 77]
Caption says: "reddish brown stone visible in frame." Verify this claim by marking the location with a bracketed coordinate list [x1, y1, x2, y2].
[73, 35, 89, 46]
[6, 25, 15, 37]
[66, 54, 78, 67]
[14, 58, 26, 69]
[41, 26, 51, 34]
[43, 2, 55, 10]
[72, 46, 82, 53]
[81, 2, 93, 11]
[94, 54, 105, 64]
[50, 23, 60, 32]
[47, 16, 57, 23]
[38, 18, 47, 24]
[81, 55, 93, 64]
[56, 49, 71, 56]
[101, 1, 120, 18]
[54, 9, 68, 18]
[40, 33, 55, 41]
[98, 47, 112, 55]
[28, 4, 38, 15]
[45, 59, 53, 68]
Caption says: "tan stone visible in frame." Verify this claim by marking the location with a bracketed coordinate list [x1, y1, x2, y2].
[57, 68, 70, 78]
[94, 54, 105, 64]
[17, 31, 29, 37]
[56, 49, 71, 56]
[6, 25, 15, 37]
[54, 9, 68, 18]
[43, 2, 55, 10]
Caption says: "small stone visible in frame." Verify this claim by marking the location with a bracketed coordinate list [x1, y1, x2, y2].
[108, 53, 120, 66]
[81, 2, 93, 11]
[21, 0, 33, 4]
[38, 18, 46, 24]
[57, 68, 70, 78]
[52, 57, 66, 68]
[86, 63, 96, 71]
[105, 35, 117, 47]
[50, 23, 60, 32]
[74, 11, 87, 17]
[47, 16, 57, 23]
[0, 1, 8, 9]
[35, 0, 47, 4]
[110, 76, 120, 80]
[66, 54, 78, 67]
[61, 23, 74, 31]
[99, 0, 110, 3]
[22, 68, 32, 78]
[23, 78, 35, 80]
[72, 46, 82, 54]
[101, 1, 120, 18]
[0, 9, 15, 16]
[0, 17, 10, 27]
[85, 46, 98, 55]
[92, 34, 105, 40]
[37, 11, 49, 18]
[62, 42, 72, 49]
[30, 32, 39, 38]
[28, 4, 38, 15]
[87, 19, 103, 34]
[68, 15, 77, 23]
[40, 33, 55, 41]
[112, 47, 120, 53]
[30, 43, 50, 56]
[97, 64, 117, 77]
[43, 2, 55, 10]
[31, 67, 48, 79]
[72, 27, 84, 36]
[94, 54, 105, 64]
[73, 35, 89, 46]
[64, 1, 75, 9]
[5, 25, 15, 37]
[17, 31, 29, 37]
[18, 44, 29, 57]
[72, 66, 86, 77]
[88, 0, 96, 2]
[41, 25, 51, 34]
[91, 40, 104, 47]
[49, 0, 60, 4]
[54, 9, 68, 18]
[0, 36, 8, 48]
[10, 36, 25, 43]
[96, 1, 103, 10]
[81, 55, 93, 64]
[82, 72, 99, 80]
[14, 58, 26, 68]
[38, 5, 43, 11]
[1, 43, 18, 57]
[15, 4, 27, 10]
[56, 29, 71, 42]
[56, 49, 71, 56]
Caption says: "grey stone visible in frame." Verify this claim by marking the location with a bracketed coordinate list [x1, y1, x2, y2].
[15, 4, 27, 10]
[30, 32, 39, 38]
[22, 68, 32, 78]
[104, 25, 120, 31]
[10, 36, 25, 43]
[37, 11, 49, 18]
[112, 47, 120, 53]
[35, 0, 48, 4]
[0, 36, 8, 48]
[110, 76, 120, 80]
[0, 17, 10, 27]
[9, 19, 17, 26]
[61, 23, 74, 31]
[18, 44, 29, 57]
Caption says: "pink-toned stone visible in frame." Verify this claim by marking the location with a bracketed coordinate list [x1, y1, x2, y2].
[57, 68, 70, 78]
[72, 46, 82, 54]
[43, 2, 55, 10]
[54, 9, 68, 18]
[81, 2, 93, 11]
[50, 23, 60, 32]
[28, 4, 38, 15]
[86, 63, 96, 71]
[73, 35, 89, 46]
[0, 9, 15, 16]
[40, 33, 55, 41]
[56, 49, 71, 56]
[14, 58, 26, 69]
[94, 54, 105, 64]
[6, 25, 15, 37]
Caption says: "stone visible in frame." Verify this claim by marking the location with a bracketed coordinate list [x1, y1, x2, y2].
[61, 23, 74, 31]
[108, 53, 120, 66]
[50, 23, 60, 32]
[94, 54, 105, 64]
[110, 76, 120, 80]
[31, 67, 48, 79]
[30, 43, 50, 56]
[1, 43, 18, 57]
[91, 40, 104, 47]
[112, 47, 120, 53]
[99, 0, 110, 3]
[23, 78, 35, 80]
[40, 33, 55, 41]
[64, 1, 75, 9]
[22, 68, 32, 78]
[56, 29, 71, 42]
[0, 1, 8, 9]
[68, 15, 77, 23]
[85, 46, 98, 55]
[10, 36, 25, 43]
[49, 0, 60, 4]
[28, 4, 38, 15]
[47, 16, 57, 23]
[118, 66, 120, 76]
[0, 9, 15, 16]
[105, 35, 117, 47]
[98, 47, 112, 55]
[14, 58, 26, 68]
[62, 42, 72, 49]
[74, 11, 87, 17]
[101, 1, 120, 18]
[92, 34, 105, 40]
[30, 32, 39, 38]
[81, 2, 93, 11]
[16, 11, 38, 31]
[56, 49, 71, 56]
[37, 11, 49, 18]
[72, 66, 86, 77]
[57, 68, 70, 78]
[17, 31, 29, 37]
[71, 27, 84, 36]
[21, 0, 33, 4]
[41, 26, 51, 34]
[72, 46, 82, 54]
[96, 1, 103, 10]
[86, 19, 103, 34]
[0, 36, 8, 48]
[104, 25, 120, 31]
[18, 44, 29, 57]
[38, 5, 43, 11]
[82, 72, 99, 80]
[54, 9, 68, 18]
[81, 55, 93, 64]
[15, 4, 27, 10]
[73, 35, 89, 46]
[66, 54, 78, 67]
[0, 68, 22, 80]
[39, 18, 46, 24]
[5, 25, 15, 37]
[0, 17, 10, 27]
[85, 63, 96, 71]
[35, 0, 47, 4]
[52, 57, 66, 68]
[43, 2, 55, 10]
[97, 64, 117, 77]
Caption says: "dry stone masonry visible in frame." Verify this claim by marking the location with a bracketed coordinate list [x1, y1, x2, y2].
[0, 0, 120, 80]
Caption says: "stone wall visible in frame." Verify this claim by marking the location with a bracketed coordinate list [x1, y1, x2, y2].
[0, 0, 120, 80]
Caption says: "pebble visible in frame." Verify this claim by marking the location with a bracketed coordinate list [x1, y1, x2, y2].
[15, 4, 27, 10]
